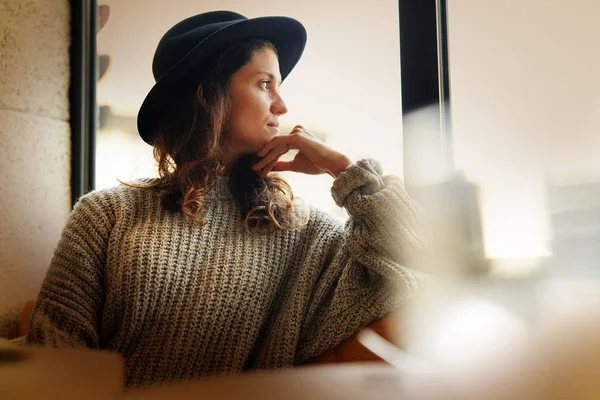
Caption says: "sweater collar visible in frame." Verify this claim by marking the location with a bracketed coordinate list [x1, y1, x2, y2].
[137, 176, 235, 201]
[204, 175, 234, 201]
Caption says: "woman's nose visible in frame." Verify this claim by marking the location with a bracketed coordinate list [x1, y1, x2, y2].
[271, 94, 288, 116]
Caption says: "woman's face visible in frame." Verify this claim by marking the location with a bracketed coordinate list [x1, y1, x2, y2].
[222, 47, 288, 164]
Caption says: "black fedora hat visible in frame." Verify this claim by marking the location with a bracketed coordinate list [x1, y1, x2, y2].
[137, 10, 307, 145]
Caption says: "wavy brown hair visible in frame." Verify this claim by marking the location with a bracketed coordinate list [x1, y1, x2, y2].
[124, 39, 307, 233]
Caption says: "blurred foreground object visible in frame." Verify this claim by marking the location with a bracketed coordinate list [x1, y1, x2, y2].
[412, 171, 488, 276]
[358, 277, 600, 400]
[122, 363, 407, 400]
[0, 338, 123, 399]
[545, 178, 600, 280]
[3, 298, 600, 400]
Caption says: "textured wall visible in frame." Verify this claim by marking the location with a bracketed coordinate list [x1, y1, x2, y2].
[0, 0, 71, 337]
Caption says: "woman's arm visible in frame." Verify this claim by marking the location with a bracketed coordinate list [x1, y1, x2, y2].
[294, 159, 424, 363]
[25, 191, 115, 348]
[254, 127, 425, 364]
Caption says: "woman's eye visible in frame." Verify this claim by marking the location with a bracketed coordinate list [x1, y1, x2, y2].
[261, 80, 271, 89]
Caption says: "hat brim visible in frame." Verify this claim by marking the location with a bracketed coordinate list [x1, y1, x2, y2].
[137, 16, 307, 145]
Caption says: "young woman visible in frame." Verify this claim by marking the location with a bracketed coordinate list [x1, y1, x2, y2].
[24, 11, 424, 387]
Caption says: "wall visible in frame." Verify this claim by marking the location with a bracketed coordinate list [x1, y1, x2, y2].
[0, 0, 71, 337]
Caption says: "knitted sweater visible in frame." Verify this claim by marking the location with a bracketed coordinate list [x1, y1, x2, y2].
[23, 158, 423, 387]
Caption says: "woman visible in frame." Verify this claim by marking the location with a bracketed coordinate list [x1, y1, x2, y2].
[24, 11, 424, 387]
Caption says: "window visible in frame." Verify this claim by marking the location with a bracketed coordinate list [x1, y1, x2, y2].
[446, 0, 600, 278]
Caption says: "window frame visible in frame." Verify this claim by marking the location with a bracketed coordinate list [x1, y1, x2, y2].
[399, 0, 454, 190]
[70, 0, 97, 206]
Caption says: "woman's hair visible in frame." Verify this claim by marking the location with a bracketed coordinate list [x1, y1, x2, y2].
[124, 39, 307, 233]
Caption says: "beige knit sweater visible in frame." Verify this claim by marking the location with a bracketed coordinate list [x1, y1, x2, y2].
[22, 158, 423, 387]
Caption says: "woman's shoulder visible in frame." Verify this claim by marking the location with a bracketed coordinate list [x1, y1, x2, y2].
[73, 181, 160, 216]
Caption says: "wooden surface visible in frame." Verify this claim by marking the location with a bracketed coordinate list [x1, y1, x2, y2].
[121, 363, 411, 400]
[0, 339, 123, 400]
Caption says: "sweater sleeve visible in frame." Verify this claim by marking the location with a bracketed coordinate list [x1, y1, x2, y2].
[25, 191, 115, 348]
[295, 158, 425, 363]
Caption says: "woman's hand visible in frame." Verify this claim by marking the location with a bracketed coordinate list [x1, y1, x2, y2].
[252, 125, 352, 178]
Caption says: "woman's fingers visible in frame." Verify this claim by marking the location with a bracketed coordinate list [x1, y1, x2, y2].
[259, 155, 283, 177]
[257, 136, 285, 157]
[254, 126, 347, 177]
[253, 143, 289, 171]
[271, 160, 295, 172]
[257, 130, 304, 157]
